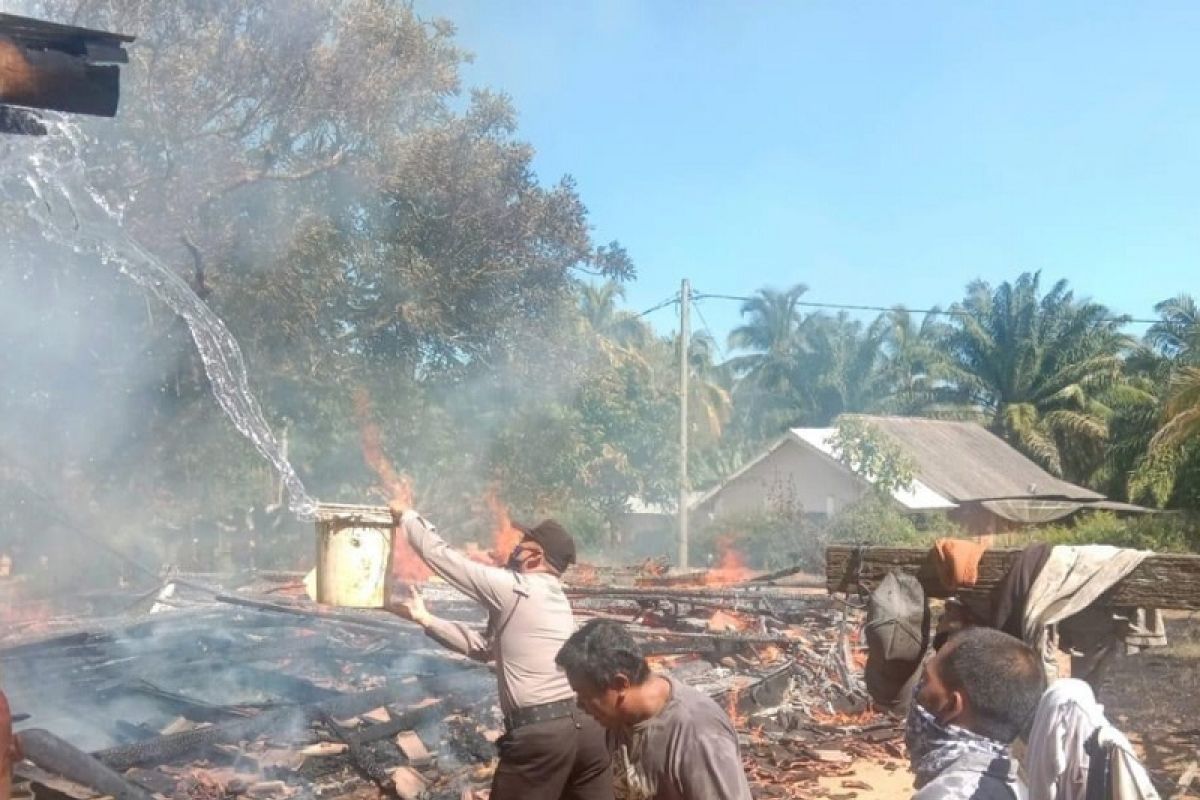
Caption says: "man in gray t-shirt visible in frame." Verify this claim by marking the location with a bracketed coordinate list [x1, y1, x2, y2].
[556, 619, 752, 800]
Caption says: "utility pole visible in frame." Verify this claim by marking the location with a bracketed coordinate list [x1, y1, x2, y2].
[678, 278, 690, 570]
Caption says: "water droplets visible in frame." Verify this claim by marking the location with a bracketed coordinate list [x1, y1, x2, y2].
[5, 116, 318, 520]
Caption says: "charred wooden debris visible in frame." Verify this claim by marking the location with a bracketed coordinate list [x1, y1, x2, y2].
[2, 568, 899, 799]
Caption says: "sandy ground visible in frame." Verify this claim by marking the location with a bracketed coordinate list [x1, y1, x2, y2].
[1097, 611, 1200, 799]
[816, 758, 912, 799]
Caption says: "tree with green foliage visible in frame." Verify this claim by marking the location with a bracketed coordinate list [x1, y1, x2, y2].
[726, 284, 813, 440]
[876, 308, 963, 415]
[794, 312, 891, 424]
[2, 0, 642, 577]
[828, 415, 917, 496]
[943, 272, 1130, 481]
[1102, 295, 1200, 508]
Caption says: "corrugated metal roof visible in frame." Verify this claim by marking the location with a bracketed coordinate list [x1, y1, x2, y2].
[657, 415, 1110, 519]
[846, 416, 1104, 502]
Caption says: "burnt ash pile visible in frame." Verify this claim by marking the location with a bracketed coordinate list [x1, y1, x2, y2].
[2, 571, 896, 800]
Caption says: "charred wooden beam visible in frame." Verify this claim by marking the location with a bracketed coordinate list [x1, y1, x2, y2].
[567, 585, 820, 601]
[748, 565, 825, 586]
[214, 593, 410, 634]
[317, 712, 396, 794]
[94, 657, 490, 771]
[345, 700, 450, 747]
[825, 545, 1200, 610]
[635, 630, 808, 647]
[18, 728, 154, 800]
[711, 661, 795, 719]
[93, 685, 408, 771]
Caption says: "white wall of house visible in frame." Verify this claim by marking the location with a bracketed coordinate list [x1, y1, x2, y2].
[697, 439, 867, 521]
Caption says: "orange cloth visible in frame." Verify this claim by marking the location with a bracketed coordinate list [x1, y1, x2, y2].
[933, 538, 987, 590]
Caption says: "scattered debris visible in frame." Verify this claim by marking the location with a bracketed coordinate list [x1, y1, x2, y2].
[2, 568, 886, 799]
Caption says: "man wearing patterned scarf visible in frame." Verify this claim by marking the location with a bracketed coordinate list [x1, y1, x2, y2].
[906, 627, 1045, 800]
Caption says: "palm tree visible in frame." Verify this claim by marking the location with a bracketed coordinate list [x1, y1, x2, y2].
[1147, 294, 1200, 365]
[943, 272, 1131, 479]
[687, 332, 734, 442]
[1118, 297, 1200, 506]
[1125, 368, 1200, 506]
[1150, 368, 1200, 451]
[876, 307, 966, 415]
[793, 312, 890, 424]
[725, 284, 812, 440]
[579, 281, 625, 331]
[578, 281, 649, 347]
[726, 284, 810, 384]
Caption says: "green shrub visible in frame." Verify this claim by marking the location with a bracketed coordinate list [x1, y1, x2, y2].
[694, 507, 818, 571]
[697, 494, 964, 573]
[1016, 511, 1200, 553]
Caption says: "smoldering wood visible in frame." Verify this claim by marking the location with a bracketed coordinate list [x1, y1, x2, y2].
[825, 545, 1200, 610]
[12, 762, 102, 800]
[566, 585, 822, 601]
[317, 712, 401, 794]
[93, 685, 410, 771]
[4, 559, 880, 799]
[748, 564, 826, 585]
[345, 700, 450, 747]
[214, 592, 410, 633]
[712, 661, 796, 719]
[18, 728, 154, 800]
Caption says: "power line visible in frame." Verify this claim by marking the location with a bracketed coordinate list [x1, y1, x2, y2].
[691, 300, 728, 362]
[636, 293, 680, 318]
[692, 292, 1162, 326]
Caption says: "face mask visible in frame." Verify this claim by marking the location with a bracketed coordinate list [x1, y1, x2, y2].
[506, 546, 525, 573]
[904, 700, 947, 769]
[506, 546, 526, 571]
[904, 699, 1008, 788]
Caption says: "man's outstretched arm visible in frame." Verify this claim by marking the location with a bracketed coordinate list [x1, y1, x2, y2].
[389, 587, 493, 663]
[396, 509, 513, 611]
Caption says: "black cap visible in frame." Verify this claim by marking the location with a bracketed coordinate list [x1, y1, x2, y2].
[517, 519, 576, 573]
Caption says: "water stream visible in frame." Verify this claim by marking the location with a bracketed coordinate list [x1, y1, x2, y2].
[2, 118, 318, 519]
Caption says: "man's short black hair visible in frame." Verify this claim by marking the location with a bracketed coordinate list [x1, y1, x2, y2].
[938, 627, 1045, 743]
[555, 619, 651, 689]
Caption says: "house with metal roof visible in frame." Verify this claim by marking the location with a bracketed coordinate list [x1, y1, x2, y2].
[689, 416, 1149, 536]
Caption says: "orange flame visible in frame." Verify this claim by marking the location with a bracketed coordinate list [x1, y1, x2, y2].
[351, 389, 428, 583]
[353, 389, 412, 508]
[809, 706, 878, 726]
[707, 609, 753, 633]
[485, 487, 523, 564]
[704, 536, 756, 586]
[724, 685, 748, 728]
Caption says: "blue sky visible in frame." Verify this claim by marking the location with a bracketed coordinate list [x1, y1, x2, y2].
[421, 1, 1200, 343]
